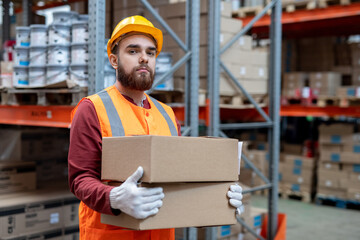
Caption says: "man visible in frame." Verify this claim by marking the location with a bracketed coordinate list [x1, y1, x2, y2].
[68, 15, 243, 240]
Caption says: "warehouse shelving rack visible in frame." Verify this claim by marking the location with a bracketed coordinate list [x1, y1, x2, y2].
[206, 0, 282, 239]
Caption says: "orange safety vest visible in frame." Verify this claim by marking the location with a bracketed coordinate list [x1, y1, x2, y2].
[71, 85, 178, 240]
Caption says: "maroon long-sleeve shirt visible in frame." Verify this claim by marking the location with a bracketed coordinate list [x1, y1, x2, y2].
[68, 96, 181, 215]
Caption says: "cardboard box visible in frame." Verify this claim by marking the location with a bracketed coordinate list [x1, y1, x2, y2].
[0, 129, 21, 161]
[317, 187, 347, 199]
[0, 161, 36, 194]
[283, 72, 309, 89]
[101, 182, 236, 230]
[317, 169, 348, 189]
[319, 144, 343, 153]
[343, 144, 360, 153]
[352, 68, 360, 86]
[2, 228, 64, 240]
[220, 1, 233, 18]
[319, 123, 354, 135]
[102, 136, 239, 183]
[350, 43, 360, 67]
[0, 189, 77, 238]
[343, 164, 360, 174]
[282, 143, 303, 155]
[347, 188, 360, 201]
[280, 164, 313, 185]
[280, 182, 311, 192]
[339, 178, 360, 190]
[336, 86, 358, 98]
[222, 50, 268, 66]
[318, 162, 340, 171]
[283, 154, 315, 169]
[309, 72, 341, 96]
[241, 207, 266, 233]
[227, 64, 268, 80]
[282, 72, 308, 97]
[220, 74, 268, 96]
[220, 35, 252, 51]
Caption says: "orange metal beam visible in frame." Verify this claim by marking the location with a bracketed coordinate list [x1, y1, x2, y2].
[0, 105, 74, 128]
[280, 105, 360, 117]
[241, 2, 360, 27]
[239, 3, 360, 37]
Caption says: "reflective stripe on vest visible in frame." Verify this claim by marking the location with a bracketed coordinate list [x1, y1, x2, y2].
[97, 90, 125, 137]
[97, 91, 177, 137]
[148, 96, 178, 137]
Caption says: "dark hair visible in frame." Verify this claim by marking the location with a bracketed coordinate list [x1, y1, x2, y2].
[111, 43, 119, 55]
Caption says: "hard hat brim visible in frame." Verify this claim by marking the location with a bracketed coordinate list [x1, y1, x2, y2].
[107, 24, 163, 58]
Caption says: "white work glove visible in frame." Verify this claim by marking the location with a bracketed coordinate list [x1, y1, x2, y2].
[227, 184, 244, 215]
[109, 166, 164, 219]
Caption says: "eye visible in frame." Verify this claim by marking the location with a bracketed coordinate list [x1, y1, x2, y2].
[129, 49, 137, 54]
[147, 51, 156, 57]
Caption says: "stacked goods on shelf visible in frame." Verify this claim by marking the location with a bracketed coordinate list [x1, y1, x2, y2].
[281, 38, 360, 105]
[0, 61, 13, 88]
[11, 11, 91, 88]
[0, 128, 70, 188]
[141, 0, 268, 104]
[309, 72, 341, 97]
[278, 154, 316, 202]
[238, 132, 269, 188]
[281, 72, 308, 99]
[351, 43, 360, 86]
[0, 188, 79, 239]
[0, 127, 79, 239]
[101, 136, 239, 229]
[317, 123, 360, 202]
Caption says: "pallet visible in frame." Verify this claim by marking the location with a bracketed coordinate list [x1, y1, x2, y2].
[281, 96, 316, 106]
[315, 194, 360, 210]
[232, 6, 264, 18]
[220, 94, 268, 108]
[318, 0, 356, 7]
[279, 189, 312, 203]
[281, 0, 318, 12]
[316, 96, 360, 107]
[0, 87, 87, 106]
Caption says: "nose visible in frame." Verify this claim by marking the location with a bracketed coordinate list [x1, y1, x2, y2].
[139, 50, 149, 64]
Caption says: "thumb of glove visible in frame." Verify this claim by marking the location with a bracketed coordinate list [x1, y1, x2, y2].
[125, 166, 144, 184]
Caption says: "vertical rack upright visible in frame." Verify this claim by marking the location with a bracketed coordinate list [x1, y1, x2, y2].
[207, 0, 282, 239]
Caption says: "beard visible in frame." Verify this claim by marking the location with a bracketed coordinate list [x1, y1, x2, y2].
[117, 61, 154, 91]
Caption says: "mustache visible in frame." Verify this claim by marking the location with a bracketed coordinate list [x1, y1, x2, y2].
[135, 64, 151, 72]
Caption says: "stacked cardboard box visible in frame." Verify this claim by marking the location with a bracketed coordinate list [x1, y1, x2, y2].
[174, 184, 251, 240]
[0, 128, 70, 188]
[279, 154, 316, 194]
[282, 72, 308, 98]
[298, 37, 335, 72]
[101, 136, 239, 230]
[317, 124, 360, 200]
[0, 188, 79, 239]
[309, 72, 341, 97]
[0, 61, 13, 88]
[351, 43, 360, 86]
[240, 149, 269, 188]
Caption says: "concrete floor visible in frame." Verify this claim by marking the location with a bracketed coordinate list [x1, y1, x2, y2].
[251, 195, 360, 240]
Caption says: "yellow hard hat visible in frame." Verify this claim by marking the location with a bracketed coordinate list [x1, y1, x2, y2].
[107, 15, 163, 58]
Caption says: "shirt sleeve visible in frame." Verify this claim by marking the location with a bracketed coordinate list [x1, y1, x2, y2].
[68, 99, 117, 215]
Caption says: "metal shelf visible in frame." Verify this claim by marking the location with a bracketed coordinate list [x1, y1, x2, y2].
[239, 2, 360, 38]
[0, 105, 74, 128]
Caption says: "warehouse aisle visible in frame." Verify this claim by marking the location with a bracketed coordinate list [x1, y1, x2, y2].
[251, 195, 360, 240]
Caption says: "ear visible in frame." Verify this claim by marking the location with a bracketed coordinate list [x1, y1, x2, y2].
[109, 53, 118, 69]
